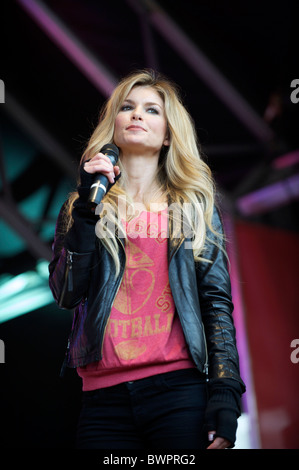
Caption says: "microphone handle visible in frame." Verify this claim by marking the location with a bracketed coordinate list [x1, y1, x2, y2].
[87, 174, 108, 211]
[87, 153, 118, 211]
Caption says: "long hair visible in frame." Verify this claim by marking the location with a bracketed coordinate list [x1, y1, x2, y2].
[65, 69, 222, 275]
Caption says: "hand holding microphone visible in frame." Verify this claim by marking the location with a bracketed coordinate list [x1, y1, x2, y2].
[84, 144, 120, 211]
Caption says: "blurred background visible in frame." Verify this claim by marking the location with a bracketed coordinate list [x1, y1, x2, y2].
[0, 0, 298, 449]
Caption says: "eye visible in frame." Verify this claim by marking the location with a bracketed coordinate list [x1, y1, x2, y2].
[119, 104, 133, 111]
[147, 107, 159, 114]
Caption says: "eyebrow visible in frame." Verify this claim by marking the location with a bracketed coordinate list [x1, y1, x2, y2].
[123, 98, 163, 109]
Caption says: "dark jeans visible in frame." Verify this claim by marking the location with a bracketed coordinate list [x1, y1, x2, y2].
[76, 368, 209, 449]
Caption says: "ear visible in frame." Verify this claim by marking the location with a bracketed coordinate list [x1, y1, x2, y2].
[163, 131, 170, 147]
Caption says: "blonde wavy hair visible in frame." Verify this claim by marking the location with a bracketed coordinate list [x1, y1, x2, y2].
[65, 69, 222, 275]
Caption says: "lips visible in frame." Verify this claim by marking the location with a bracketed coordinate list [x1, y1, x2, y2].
[126, 125, 146, 131]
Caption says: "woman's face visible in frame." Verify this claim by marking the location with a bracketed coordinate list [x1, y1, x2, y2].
[113, 86, 169, 155]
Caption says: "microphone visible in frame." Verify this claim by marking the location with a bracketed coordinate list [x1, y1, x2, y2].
[87, 143, 119, 211]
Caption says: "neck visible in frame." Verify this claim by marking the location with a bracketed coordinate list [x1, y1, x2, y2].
[121, 152, 160, 202]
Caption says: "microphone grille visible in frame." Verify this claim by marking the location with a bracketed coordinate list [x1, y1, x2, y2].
[100, 143, 119, 158]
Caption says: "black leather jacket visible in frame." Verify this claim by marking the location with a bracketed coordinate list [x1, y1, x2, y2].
[49, 194, 244, 392]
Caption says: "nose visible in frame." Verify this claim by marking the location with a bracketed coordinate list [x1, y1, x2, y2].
[132, 108, 143, 120]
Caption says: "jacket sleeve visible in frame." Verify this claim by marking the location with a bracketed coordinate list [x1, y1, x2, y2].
[196, 205, 245, 447]
[48, 164, 121, 309]
[48, 167, 100, 309]
[196, 205, 244, 389]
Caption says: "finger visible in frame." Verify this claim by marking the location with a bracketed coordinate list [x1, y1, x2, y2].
[114, 166, 121, 176]
[84, 161, 114, 176]
[97, 168, 115, 184]
[85, 154, 113, 169]
[85, 158, 113, 170]
[93, 153, 113, 163]
[207, 437, 231, 450]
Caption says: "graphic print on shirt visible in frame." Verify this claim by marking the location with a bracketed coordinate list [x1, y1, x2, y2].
[113, 241, 155, 315]
[106, 212, 175, 361]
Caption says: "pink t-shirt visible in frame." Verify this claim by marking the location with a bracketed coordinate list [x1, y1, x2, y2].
[77, 209, 195, 391]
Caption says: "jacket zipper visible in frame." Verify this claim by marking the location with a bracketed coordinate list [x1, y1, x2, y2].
[60, 338, 71, 377]
[58, 249, 73, 307]
[202, 331, 209, 378]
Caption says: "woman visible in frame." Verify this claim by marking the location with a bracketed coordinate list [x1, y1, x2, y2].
[49, 69, 245, 449]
